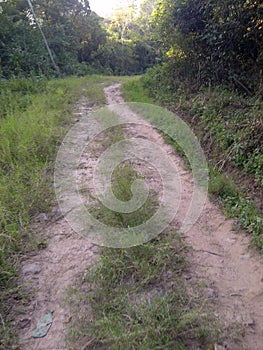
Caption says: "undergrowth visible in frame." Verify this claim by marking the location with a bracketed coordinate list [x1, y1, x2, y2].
[209, 170, 263, 248]
[123, 77, 263, 250]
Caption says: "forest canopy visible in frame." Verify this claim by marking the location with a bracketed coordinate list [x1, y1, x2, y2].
[0, 0, 156, 77]
[0, 0, 262, 95]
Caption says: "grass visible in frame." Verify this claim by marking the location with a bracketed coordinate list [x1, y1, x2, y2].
[121, 77, 154, 104]
[69, 234, 218, 350]
[85, 238, 215, 350]
[0, 75, 121, 348]
[122, 77, 263, 251]
[89, 162, 159, 229]
[209, 170, 263, 248]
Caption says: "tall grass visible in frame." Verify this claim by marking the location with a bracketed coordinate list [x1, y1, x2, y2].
[0, 75, 117, 347]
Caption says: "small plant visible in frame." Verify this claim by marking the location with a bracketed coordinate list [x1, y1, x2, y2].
[208, 170, 238, 199]
[89, 163, 159, 228]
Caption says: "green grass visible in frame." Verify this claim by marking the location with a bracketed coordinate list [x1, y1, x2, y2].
[89, 163, 159, 229]
[0, 78, 48, 119]
[209, 170, 263, 249]
[0, 75, 120, 348]
[121, 77, 154, 104]
[69, 233, 217, 349]
[122, 77, 263, 251]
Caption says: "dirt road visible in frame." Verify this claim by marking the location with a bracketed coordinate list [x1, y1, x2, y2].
[17, 83, 263, 350]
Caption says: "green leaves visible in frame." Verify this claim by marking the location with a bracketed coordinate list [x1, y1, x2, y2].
[151, 0, 263, 94]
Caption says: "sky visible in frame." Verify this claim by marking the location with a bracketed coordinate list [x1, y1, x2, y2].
[89, 0, 142, 18]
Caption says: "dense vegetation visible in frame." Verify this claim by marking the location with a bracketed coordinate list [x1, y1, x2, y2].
[150, 0, 262, 95]
[1, 0, 262, 88]
[0, 0, 156, 77]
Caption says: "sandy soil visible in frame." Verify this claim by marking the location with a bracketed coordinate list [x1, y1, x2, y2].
[16, 83, 263, 350]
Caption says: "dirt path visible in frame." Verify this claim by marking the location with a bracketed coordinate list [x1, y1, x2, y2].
[17, 83, 263, 350]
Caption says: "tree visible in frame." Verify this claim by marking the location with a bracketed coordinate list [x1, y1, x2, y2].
[137, 0, 156, 34]
[0, 0, 104, 77]
[108, 1, 137, 43]
[151, 0, 263, 94]
[0, 0, 52, 77]
[76, 12, 107, 63]
[30, 0, 92, 73]
[0, 0, 157, 78]
[32, 0, 90, 23]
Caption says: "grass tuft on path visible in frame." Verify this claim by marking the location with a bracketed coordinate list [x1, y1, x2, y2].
[69, 233, 218, 349]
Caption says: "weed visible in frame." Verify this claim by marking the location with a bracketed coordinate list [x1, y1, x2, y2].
[89, 162, 159, 229]
[208, 170, 238, 199]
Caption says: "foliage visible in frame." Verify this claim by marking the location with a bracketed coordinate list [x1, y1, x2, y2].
[0, 0, 157, 78]
[0, 0, 87, 77]
[151, 0, 263, 95]
[0, 0, 51, 77]
[189, 89, 263, 185]
[209, 171, 263, 250]
[96, 0, 157, 75]
[139, 72, 263, 187]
